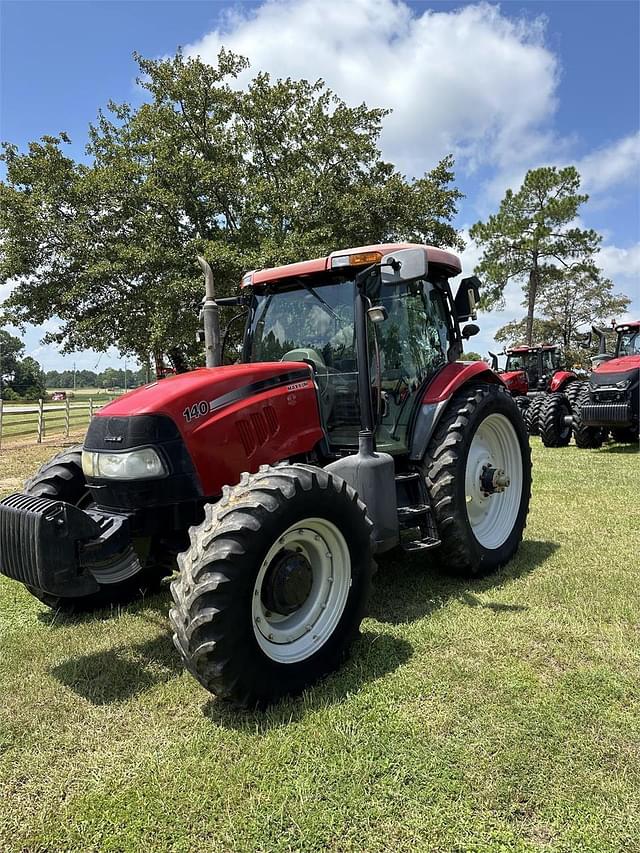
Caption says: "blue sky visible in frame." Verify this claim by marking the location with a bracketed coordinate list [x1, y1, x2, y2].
[1, 0, 639, 370]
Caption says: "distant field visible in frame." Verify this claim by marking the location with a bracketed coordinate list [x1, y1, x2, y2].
[0, 438, 639, 852]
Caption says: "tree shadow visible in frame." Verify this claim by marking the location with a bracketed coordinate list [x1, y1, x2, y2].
[51, 630, 182, 704]
[202, 630, 413, 731]
[369, 539, 558, 625]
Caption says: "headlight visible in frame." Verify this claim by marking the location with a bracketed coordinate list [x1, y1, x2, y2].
[616, 378, 631, 389]
[82, 448, 167, 480]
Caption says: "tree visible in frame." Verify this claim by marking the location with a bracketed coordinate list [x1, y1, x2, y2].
[12, 356, 46, 400]
[0, 49, 464, 373]
[0, 328, 24, 396]
[470, 166, 601, 345]
[495, 265, 630, 366]
[459, 351, 483, 361]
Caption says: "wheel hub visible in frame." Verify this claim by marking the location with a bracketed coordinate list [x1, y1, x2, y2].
[261, 549, 313, 615]
[480, 464, 511, 496]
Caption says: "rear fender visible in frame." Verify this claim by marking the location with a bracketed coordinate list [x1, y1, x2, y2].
[549, 370, 576, 392]
[409, 362, 503, 462]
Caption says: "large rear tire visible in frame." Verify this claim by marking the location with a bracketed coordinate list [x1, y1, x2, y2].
[170, 464, 372, 707]
[539, 392, 572, 447]
[564, 380, 583, 410]
[524, 393, 545, 435]
[23, 446, 173, 612]
[423, 383, 531, 577]
[572, 385, 604, 449]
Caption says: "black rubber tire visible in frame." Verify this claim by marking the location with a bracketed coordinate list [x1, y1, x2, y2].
[170, 464, 373, 708]
[514, 396, 530, 416]
[539, 392, 572, 447]
[524, 393, 545, 435]
[564, 380, 584, 410]
[23, 446, 172, 612]
[422, 382, 532, 578]
[572, 385, 604, 449]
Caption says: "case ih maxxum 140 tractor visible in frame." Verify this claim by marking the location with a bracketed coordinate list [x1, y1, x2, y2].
[489, 345, 579, 442]
[0, 245, 531, 707]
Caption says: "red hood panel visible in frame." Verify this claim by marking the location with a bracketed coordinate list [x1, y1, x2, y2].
[595, 355, 640, 374]
[98, 363, 311, 417]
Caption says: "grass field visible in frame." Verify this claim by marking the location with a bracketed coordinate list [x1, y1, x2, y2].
[0, 439, 638, 852]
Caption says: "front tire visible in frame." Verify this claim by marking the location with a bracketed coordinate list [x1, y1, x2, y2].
[539, 393, 572, 447]
[524, 393, 545, 435]
[423, 383, 531, 577]
[23, 446, 173, 612]
[170, 464, 372, 707]
[572, 385, 604, 449]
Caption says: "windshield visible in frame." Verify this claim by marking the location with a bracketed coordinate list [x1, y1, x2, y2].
[248, 280, 355, 365]
[618, 329, 640, 357]
[506, 353, 530, 371]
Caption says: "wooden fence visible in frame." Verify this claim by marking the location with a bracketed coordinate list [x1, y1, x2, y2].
[0, 399, 107, 449]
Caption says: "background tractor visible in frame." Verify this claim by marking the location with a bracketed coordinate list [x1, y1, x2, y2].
[489, 345, 580, 441]
[0, 244, 532, 707]
[540, 321, 640, 449]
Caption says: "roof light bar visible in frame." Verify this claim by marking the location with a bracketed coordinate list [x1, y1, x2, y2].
[330, 251, 383, 269]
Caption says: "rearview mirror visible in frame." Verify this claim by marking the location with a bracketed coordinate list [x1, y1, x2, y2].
[578, 332, 592, 350]
[381, 248, 427, 285]
[454, 276, 481, 321]
[462, 323, 480, 340]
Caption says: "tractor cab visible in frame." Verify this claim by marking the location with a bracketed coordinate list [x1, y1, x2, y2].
[241, 244, 470, 455]
[504, 345, 561, 389]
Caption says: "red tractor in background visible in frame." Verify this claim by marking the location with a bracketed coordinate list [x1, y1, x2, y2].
[488, 345, 580, 442]
[544, 321, 640, 449]
[0, 244, 532, 707]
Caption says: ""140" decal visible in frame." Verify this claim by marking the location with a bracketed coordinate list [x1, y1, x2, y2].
[183, 400, 210, 422]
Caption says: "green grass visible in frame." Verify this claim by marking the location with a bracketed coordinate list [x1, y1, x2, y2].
[0, 439, 639, 852]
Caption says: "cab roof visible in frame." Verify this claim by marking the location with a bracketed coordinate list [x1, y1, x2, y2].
[616, 321, 640, 332]
[241, 243, 462, 288]
[508, 344, 559, 354]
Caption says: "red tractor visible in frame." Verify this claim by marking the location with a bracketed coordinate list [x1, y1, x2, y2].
[0, 244, 532, 707]
[489, 345, 580, 441]
[551, 321, 640, 448]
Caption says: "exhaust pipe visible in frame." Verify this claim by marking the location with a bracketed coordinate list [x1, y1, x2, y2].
[197, 256, 222, 368]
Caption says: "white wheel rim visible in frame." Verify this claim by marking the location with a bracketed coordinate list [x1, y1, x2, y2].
[464, 413, 523, 550]
[251, 518, 351, 664]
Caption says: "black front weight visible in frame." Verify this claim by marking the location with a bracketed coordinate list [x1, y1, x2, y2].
[0, 494, 102, 597]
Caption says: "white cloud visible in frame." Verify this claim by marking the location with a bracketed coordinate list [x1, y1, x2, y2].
[186, 0, 559, 178]
[597, 242, 640, 282]
[579, 132, 640, 196]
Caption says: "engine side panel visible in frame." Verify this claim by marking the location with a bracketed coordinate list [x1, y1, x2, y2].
[92, 363, 325, 496]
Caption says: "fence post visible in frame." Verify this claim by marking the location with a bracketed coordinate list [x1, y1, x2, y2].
[89, 398, 94, 420]
[0, 399, 3, 451]
[65, 397, 70, 437]
[37, 398, 44, 444]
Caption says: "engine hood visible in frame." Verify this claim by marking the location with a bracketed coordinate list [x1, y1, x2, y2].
[594, 355, 640, 375]
[501, 370, 526, 385]
[98, 362, 313, 418]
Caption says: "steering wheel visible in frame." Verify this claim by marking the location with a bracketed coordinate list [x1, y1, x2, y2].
[281, 348, 335, 416]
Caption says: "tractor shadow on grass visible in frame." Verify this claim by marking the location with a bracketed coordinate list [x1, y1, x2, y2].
[202, 629, 413, 731]
[51, 630, 182, 704]
[368, 539, 559, 626]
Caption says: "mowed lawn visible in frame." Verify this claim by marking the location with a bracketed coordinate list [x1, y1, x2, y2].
[0, 439, 638, 852]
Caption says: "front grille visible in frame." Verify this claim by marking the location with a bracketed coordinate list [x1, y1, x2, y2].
[593, 389, 627, 403]
[581, 402, 632, 426]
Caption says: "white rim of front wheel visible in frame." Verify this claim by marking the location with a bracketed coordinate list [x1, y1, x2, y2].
[251, 518, 352, 664]
[464, 413, 523, 550]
